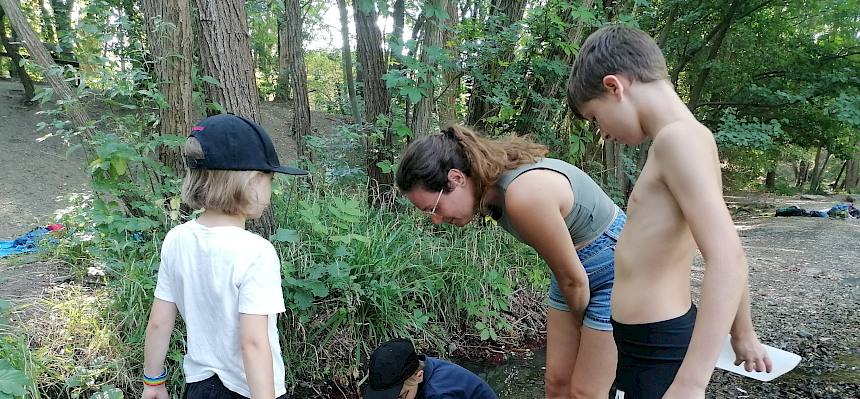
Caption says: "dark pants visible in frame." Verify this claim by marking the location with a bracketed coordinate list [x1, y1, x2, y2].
[611, 305, 697, 399]
[184, 374, 289, 399]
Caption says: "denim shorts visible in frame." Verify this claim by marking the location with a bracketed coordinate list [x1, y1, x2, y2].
[548, 207, 625, 331]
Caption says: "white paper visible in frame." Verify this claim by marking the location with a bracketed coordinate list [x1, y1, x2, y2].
[715, 336, 802, 381]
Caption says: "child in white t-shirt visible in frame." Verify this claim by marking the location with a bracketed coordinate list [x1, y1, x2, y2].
[141, 114, 307, 399]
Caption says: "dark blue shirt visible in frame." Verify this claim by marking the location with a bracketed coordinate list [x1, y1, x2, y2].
[417, 356, 498, 399]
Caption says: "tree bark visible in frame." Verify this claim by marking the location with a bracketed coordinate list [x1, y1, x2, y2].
[283, 0, 310, 160]
[437, 0, 460, 125]
[140, 0, 193, 177]
[336, 0, 361, 123]
[844, 151, 860, 191]
[49, 0, 73, 59]
[410, 0, 446, 138]
[276, 17, 291, 102]
[193, 0, 276, 235]
[353, 0, 394, 205]
[765, 169, 776, 191]
[39, 0, 57, 47]
[809, 147, 831, 193]
[390, 0, 405, 59]
[0, 8, 35, 103]
[0, 0, 89, 131]
[194, 0, 261, 121]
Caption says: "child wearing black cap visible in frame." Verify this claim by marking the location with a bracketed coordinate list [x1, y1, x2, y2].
[141, 114, 307, 399]
[366, 339, 498, 399]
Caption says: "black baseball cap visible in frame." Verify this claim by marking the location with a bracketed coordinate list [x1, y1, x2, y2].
[187, 113, 307, 175]
[365, 339, 420, 399]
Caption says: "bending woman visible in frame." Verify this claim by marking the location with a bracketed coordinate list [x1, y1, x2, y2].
[396, 125, 625, 399]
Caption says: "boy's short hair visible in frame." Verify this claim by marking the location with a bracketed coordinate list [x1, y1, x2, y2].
[180, 137, 267, 216]
[567, 25, 668, 110]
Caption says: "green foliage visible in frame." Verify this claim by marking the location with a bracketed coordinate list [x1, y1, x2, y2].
[0, 300, 35, 399]
[269, 180, 543, 386]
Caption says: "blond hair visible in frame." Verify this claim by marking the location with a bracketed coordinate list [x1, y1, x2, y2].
[395, 124, 547, 196]
[180, 137, 269, 216]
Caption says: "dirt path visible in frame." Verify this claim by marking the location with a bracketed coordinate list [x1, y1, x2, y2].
[0, 79, 89, 240]
[0, 78, 347, 240]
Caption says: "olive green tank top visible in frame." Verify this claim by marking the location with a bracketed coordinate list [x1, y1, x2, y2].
[493, 158, 617, 244]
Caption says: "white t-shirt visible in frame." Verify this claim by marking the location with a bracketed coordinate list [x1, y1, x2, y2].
[154, 220, 287, 397]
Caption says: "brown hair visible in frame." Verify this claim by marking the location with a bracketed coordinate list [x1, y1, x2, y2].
[567, 25, 668, 112]
[395, 124, 548, 197]
[180, 137, 269, 216]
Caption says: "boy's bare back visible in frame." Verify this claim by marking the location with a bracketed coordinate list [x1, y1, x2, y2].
[613, 118, 743, 324]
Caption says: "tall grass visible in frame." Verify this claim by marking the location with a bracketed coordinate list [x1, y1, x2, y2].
[24, 176, 547, 398]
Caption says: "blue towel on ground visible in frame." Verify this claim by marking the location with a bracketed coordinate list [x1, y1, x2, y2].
[0, 227, 51, 258]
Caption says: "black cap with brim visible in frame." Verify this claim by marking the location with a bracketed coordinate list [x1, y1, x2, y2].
[364, 338, 419, 399]
[189, 113, 309, 176]
[273, 165, 309, 176]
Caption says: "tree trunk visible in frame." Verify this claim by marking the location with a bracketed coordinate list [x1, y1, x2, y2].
[516, 0, 594, 136]
[437, 0, 459, 125]
[193, 0, 276, 236]
[194, 0, 261, 120]
[410, 0, 446, 138]
[656, 4, 679, 50]
[0, 0, 89, 131]
[389, 0, 405, 59]
[140, 0, 193, 177]
[796, 160, 809, 188]
[844, 151, 860, 191]
[465, 0, 526, 130]
[275, 18, 291, 102]
[283, 0, 310, 160]
[0, 8, 35, 103]
[49, 0, 73, 59]
[809, 147, 830, 193]
[39, 0, 57, 47]
[687, 0, 740, 110]
[336, 0, 360, 124]
[830, 160, 847, 190]
[765, 169, 776, 191]
[353, 0, 393, 205]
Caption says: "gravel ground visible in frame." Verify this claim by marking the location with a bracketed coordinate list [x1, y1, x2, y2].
[465, 193, 860, 399]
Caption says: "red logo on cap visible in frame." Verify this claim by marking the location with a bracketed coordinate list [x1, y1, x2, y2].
[192, 126, 205, 131]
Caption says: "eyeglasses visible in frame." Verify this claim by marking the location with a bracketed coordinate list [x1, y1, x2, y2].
[425, 188, 444, 216]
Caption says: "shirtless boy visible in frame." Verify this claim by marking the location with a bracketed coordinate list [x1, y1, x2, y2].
[567, 25, 773, 398]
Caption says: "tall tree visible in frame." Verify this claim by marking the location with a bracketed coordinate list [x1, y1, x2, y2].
[336, 0, 361, 124]
[276, 17, 291, 102]
[352, 0, 393, 204]
[193, 0, 276, 235]
[437, 0, 460, 124]
[140, 0, 193, 176]
[49, 0, 74, 59]
[465, 0, 526, 129]
[845, 151, 860, 191]
[0, 0, 89, 131]
[410, 0, 447, 137]
[283, 0, 311, 159]
[0, 8, 35, 103]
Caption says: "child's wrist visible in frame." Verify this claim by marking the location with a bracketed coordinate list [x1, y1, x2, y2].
[143, 368, 168, 386]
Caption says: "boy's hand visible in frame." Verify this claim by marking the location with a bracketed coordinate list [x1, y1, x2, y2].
[731, 333, 773, 373]
[662, 382, 705, 399]
[141, 384, 169, 399]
